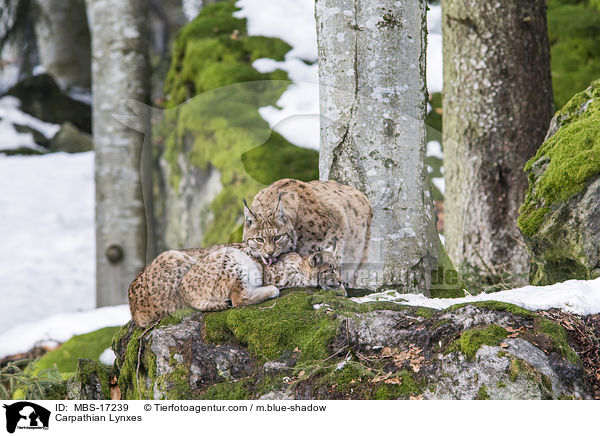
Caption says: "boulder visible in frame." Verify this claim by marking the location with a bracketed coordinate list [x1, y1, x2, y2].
[518, 79, 600, 285]
[49, 122, 94, 153]
[88, 290, 591, 400]
[3, 74, 91, 133]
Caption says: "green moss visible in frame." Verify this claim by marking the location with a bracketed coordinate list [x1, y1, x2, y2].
[372, 370, 425, 399]
[534, 317, 580, 364]
[517, 206, 550, 239]
[157, 307, 197, 328]
[70, 359, 111, 399]
[508, 356, 554, 398]
[519, 79, 600, 238]
[415, 307, 435, 319]
[443, 302, 580, 364]
[447, 325, 509, 360]
[157, 0, 318, 246]
[461, 301, 535, 318]
[200, 378, 253, 400]
[31, 327, 118, 376]
[111, 323, 158, 400]
[322, 362, 372, 395]
[203, 291, 339, 362]
[548, 0, 600, 109]
[476, 385, 490, 400]
[154, 362, 193, 400]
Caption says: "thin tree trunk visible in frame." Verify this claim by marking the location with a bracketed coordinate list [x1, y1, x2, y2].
[34, 0, 91, 89]
[87, 0, 151, 306]
[317, 0, 440, 292]
[442, 0, 554, 281]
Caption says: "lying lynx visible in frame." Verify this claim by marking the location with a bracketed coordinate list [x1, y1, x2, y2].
[243, 179, 372, 287]
[128, 243, 340, 327]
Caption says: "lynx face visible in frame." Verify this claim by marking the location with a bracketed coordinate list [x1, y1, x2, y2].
[307, 251, 342, 290]
[266, 249, 342, 290]
[243, 198, 297, 266]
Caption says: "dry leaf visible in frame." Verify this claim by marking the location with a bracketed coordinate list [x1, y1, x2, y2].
[499, 342, 509, 348]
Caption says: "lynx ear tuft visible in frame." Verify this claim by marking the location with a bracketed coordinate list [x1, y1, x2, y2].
[243, 199, 257, 224]
[274, 193, 285, 221]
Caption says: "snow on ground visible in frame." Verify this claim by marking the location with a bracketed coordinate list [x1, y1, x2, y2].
[0, 305, 130, 359]
[236, 1, 444, 150]
[0, 152, 96, 335]
[352, 277, 600, 317]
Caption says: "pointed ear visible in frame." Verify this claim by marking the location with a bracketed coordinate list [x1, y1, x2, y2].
[308, 252, 324, 268]
[274, 193, 285, 221]
[243, 199, 256, 225]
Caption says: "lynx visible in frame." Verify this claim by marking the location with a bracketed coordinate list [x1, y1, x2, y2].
[128, 243, 340, 327]
[243, 179, 372, 287]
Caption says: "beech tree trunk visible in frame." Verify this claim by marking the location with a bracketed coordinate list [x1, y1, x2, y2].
[87, 0, 151, 306]
[442, 0, 554, 280]
[316, 0, 440, 292]
[34, 0, 91, 89]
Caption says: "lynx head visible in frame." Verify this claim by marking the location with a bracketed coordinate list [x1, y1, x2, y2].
[242, 195, 298, 266]
[304, 249, 341, 290]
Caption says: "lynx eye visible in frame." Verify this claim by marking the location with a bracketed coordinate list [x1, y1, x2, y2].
[273, 234, 284, 242]
[253, 237, 264, 244]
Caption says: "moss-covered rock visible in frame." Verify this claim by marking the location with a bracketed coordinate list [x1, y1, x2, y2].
[518, 79, 600, 285]
[153, 1, 318, 250]
[109, 290, 589, 400]
[3, 73, 91, 133]
[66, 359, 110, 400]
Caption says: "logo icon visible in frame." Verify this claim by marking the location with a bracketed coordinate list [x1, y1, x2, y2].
[3, 402, 50, 433]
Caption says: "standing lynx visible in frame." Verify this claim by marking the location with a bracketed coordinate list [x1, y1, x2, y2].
[128, 244, 340, 327]
[243, 179, 372, 287]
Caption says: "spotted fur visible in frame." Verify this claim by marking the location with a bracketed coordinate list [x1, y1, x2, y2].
[128, 244, 340, 327]
[243, 179, 372, 287]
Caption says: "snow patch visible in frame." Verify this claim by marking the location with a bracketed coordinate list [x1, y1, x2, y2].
[0, 152, 95, 333]
[99, 348, 117, 366]
[0, 305, 130, 359]
[351, 277, 600, 316]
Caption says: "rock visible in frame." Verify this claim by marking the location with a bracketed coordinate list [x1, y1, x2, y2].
[152, 1, 318, 251]
[106, 290, 591, 400]
[49, 122, 94, 153]
[67, 359, 110, 400]
[13, 123, 50, 148]
[3, 74, 91, 133]
[518, 79, 600, 285]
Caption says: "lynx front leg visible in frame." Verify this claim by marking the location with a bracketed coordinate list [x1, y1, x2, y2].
[235, 285, 280, 307]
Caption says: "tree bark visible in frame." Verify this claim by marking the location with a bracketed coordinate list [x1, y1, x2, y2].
[316, 0, 440, 292]
[442, 0, 554, 280]
[34, 0, 91, 89]
[87, 0, 151, 306]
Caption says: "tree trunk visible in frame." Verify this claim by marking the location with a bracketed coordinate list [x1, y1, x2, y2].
[442, 0, 554, 281]
[316, 0, 440, 293]
[34, 0, 91, 89]
[87, 0, 151, 307]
